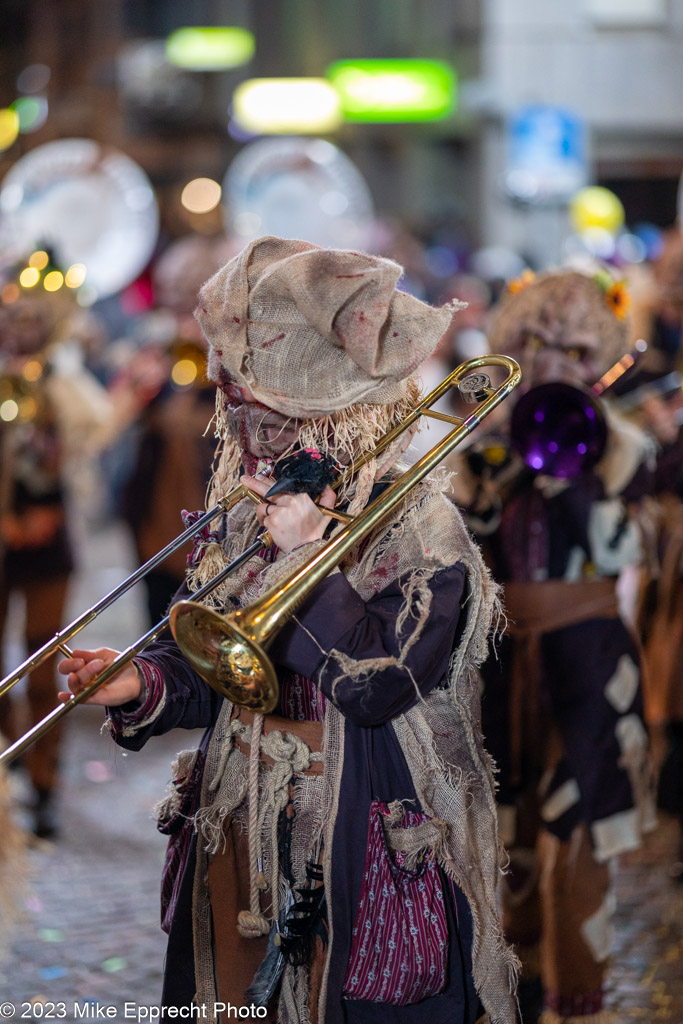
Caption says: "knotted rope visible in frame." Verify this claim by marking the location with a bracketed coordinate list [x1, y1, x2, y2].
[237, 720, 319, 940]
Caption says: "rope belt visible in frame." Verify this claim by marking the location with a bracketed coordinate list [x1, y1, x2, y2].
[230, 707, 323, 941]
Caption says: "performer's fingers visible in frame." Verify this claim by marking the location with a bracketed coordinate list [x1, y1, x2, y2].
[240, 474, 273, 498]
[60, 660, 103, 699]
[318, 485, 336, 510]
[57, 656, 85, 676]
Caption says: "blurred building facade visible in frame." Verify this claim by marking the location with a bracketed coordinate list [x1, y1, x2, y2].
[1, 0, 682, 263]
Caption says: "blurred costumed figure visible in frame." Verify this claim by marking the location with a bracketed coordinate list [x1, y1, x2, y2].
[0, 278, 111, 838]
[0, 741, 28, 951]
[451, 269, 657, 1024]
[118, 235, 234, 624]
[629, 231, 683, 874]
[629, 229, 683, 387]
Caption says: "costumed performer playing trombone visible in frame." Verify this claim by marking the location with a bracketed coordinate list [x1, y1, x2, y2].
[58, 236, 518, 1024]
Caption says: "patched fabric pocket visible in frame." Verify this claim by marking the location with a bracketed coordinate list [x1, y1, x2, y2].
[343, 800, 449, 1005]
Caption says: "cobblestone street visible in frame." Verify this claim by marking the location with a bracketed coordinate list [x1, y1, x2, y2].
[1, 520, 682, 1023]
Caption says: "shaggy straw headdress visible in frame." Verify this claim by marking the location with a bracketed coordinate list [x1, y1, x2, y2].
[487, 268, 630, 377]
[195, 235, 462, 418]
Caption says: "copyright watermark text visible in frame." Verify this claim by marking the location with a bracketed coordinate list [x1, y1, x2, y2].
[0, 1004, 267, 1021]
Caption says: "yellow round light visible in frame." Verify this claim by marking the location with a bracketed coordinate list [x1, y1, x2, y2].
[1, 283, 20, 304]
[180, 178, 222, 214]
[43, 271, 64, 292]
[23, 360, 43, 382]
[65, 263, 87, 288]
[171, 359, 199, 387]
[28, 250, 49, 270]
[19, 267, 40, 288]
[570, 186, 625, 236]
[0, 108, 20, 151]
[0, 399, 20, 422]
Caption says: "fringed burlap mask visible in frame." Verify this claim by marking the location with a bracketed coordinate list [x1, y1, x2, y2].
[195, 235, 462, 418]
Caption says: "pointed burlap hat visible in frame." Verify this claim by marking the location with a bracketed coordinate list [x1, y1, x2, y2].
[195, 235, 462, 417]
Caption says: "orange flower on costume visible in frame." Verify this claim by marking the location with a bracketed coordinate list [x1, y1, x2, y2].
[605, 281, 631, 320]
[507, 269, 535, 295]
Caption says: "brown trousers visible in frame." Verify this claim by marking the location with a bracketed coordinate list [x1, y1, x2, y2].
[207, 709, 325, 1023]
[0, 576, 68, 792]
[501, 580, 617, 1007]
[503, 822, 610, 1003]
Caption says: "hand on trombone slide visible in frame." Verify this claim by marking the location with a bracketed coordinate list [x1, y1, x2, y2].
[58, 648, 141, 707]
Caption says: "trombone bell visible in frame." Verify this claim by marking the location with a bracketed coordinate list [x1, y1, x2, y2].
[169, 601, 278, 713]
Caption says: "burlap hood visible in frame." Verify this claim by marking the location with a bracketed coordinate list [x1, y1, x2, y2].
[195, 235, 461, 417]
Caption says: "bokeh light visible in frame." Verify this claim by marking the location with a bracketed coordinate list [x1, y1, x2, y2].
[165, 27, 255, 70]
[23, 360, 43, 382]
[16, 64, 51, 94]
[327, 59, 456, 122]
[0, 108, 20, 151]
[19, 267, 40, 288]
[232, 79, 341, 134]
[11, 96, 49, 133]
[171, 358, 199, 387]
[43, 270, 64, 291]
[65, 263, 87, 288]
[0, 400, 20, 423]
[570, 186, 625, 235]
[180, 178, 222, 214]
[28, 250, 50, 270]
[1, 283, 20, 304]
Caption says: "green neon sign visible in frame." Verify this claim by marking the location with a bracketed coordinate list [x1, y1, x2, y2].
[166, 27, 255, 70]
[326, 59, 456, 122]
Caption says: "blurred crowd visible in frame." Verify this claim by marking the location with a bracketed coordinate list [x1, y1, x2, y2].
[1, 214, 682, 1023]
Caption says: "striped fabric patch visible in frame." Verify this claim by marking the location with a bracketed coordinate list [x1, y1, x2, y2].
[343, 800, 448, 1005]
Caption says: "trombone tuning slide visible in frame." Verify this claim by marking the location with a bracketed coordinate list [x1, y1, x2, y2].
[457, 373, 494, 404]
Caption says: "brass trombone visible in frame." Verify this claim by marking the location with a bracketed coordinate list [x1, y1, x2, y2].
[170, 355, 521, 714]
[0, 355, 520, 765]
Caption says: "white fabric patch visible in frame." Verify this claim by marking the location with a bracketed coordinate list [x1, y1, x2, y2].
[604, 654, 639, 713]
[588, 498, 641, 575]
[591, 808, 641, 862]
[563, 545, 586, 581]
[615, 713, 648, 755]
[540, 778, 581, 822]
[580, 892, 616, 962]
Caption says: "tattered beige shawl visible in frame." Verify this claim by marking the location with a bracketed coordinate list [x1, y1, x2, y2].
[186, 475, 518, 1024]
